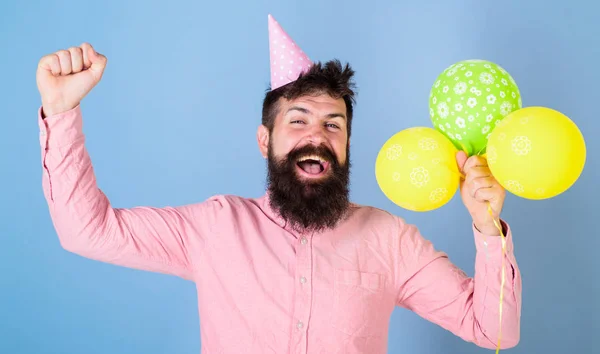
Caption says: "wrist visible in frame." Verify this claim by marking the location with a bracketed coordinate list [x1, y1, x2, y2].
[41, 100, 78, 118]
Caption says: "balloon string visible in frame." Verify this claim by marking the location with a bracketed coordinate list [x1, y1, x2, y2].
[486, 201, 506, 354]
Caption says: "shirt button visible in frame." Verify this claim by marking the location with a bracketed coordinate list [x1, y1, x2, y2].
[300, 276, 307, 284]
[300, 237, 307, 245]
[297, 321, 304, 329]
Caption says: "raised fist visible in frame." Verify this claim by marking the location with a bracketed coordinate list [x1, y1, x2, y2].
[37, 43, 107, 117]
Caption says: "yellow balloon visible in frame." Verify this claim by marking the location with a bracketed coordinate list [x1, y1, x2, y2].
[486, 107, 586, 199]
[375, 127, 461, 211]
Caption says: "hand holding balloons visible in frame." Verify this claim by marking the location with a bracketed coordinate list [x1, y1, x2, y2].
[457, 151, 506, 235]
[376, 59, 586, 213]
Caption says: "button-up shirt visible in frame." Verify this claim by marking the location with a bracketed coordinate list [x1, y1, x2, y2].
[38, 105, 522, 353]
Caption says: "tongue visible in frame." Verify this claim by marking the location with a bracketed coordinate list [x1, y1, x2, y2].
[298, 161, 322, 174]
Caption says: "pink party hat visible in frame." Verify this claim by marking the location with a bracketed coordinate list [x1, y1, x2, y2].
[268, 14, 313, 90]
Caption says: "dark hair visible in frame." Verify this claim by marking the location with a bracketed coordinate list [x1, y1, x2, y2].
[261, 59, 357, 137]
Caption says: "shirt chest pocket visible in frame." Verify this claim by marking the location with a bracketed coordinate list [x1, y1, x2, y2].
[330, 269, 389, 338]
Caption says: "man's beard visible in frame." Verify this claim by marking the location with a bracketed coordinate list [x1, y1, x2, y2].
[266, 142, 351, 233]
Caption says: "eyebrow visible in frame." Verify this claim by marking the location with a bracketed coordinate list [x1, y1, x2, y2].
[286, 106, 346, 119]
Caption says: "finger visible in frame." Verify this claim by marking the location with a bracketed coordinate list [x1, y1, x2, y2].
[463, 155, 488, 171]
[80, 42, 93, 69]
[464, 166, 492, 180]
[456, 151, 468, 175]
[88, 50, 107, 77]
[69, 46, 83, 73]
[39, 54, 61, 76]
[55, 50, 72, 75]
[474, 184, 505, 203]
[467, 176, 495, 200]
[89, 49, 107, 65]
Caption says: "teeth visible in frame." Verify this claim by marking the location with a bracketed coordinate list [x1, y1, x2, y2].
[298, 155, 325, 163]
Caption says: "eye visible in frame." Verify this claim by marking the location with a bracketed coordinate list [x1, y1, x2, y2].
[291, 119, 305, 124]
[326, 123, 340, 129]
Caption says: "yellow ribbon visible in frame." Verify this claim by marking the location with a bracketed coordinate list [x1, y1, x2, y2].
[486, 201, 506, 354]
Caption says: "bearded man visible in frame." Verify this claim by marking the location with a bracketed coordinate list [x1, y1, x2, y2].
[35, 14, 521, 354]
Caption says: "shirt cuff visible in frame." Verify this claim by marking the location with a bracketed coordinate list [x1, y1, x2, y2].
[473, 220, 514, 266]
[38, 105, 84, 150]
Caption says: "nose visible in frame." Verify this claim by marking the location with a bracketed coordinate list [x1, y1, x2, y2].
[305, 124, 327, 145]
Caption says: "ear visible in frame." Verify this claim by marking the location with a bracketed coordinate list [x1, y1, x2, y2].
[257, 124, 270, 158]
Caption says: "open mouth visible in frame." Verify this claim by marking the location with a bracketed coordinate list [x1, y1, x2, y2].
[296, 155, 330, 177]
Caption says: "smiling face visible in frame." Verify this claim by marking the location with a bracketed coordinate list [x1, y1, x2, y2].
[257, 93, 352, 232]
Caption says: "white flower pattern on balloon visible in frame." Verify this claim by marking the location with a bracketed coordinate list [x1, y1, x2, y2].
[418, 138, 438, 150]
[454, 82, 467, 94]
[511, 136, 532, 155]
[410, 167, 430, 188]
[479, 72, 494, 84]
[429, 188, 448, 203]
[467, 97, 477, 108]
[437, 102, 449, 118]
[386, 144, 402, 160]
[392, 172, 401, 182]
[500, 101, 513, 116]
[505, 180, 524, 194]
[455, 117, 466, 129]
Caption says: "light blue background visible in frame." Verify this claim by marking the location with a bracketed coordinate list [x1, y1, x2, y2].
[2, 0, 598, 353]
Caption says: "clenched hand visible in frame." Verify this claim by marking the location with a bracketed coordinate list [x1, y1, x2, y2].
[36, 42, 107, 117]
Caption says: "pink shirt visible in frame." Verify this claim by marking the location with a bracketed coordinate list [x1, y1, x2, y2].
[38, 105, 522, 354]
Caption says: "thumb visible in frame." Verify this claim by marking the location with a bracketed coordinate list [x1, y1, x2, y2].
[81, 43, 106, 81]
[86, 46, 107, 76]
[456, 150, 468, 175]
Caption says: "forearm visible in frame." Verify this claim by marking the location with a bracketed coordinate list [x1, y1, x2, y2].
[395, 220, 522, 349]
[471, 222, 522, 349]
[41, 105, 115, 251]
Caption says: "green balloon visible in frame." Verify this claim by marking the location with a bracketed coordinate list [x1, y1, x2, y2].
[429, 60, 522, 155]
